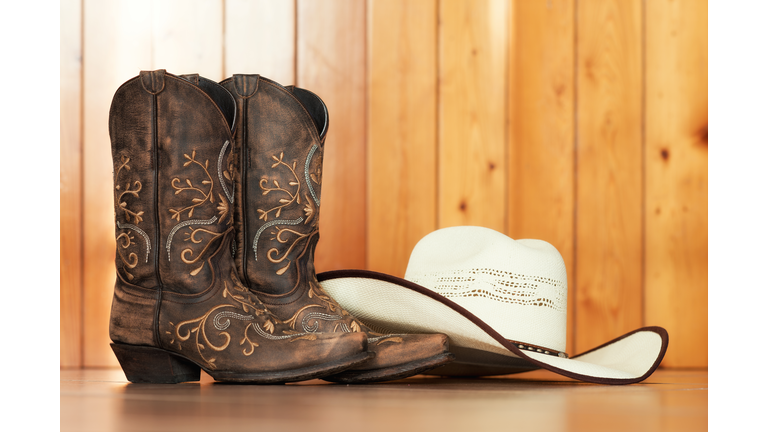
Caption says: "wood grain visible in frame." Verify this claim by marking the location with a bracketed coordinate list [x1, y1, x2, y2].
[60, 0, 83, 368]
[61, 369, 708, 432]
[508, 0, 576, 352]
[82, 0, 225, 366]
[575, 0, 644, 353]
[62, 0, 710, 368]
[366, 0, 437, 276]
[297, 0, 367, 272]
[151, 1, 224, 80]
[645, 0, 708, 368]
[224, 0, 296, 83]
[438, 0, 508, 232]
[82, 0, 153, 367]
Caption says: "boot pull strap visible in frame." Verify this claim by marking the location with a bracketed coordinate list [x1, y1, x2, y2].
[232, 74, 259, 98]
[180, 73, 200, 86]
[140, 69, 166, 95]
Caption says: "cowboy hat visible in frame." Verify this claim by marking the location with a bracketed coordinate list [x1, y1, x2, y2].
[317, 226, 668, 384]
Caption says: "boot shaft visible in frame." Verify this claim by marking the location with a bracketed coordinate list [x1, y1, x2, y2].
[215, 74, 454, 383]
[220, 75, 328, 300]
[110, 70, 236, 294]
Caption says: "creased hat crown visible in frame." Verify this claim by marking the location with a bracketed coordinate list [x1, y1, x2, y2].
[404, 226, 568, 352]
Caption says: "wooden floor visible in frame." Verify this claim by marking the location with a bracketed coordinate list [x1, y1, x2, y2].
[61, 368, 707, 432]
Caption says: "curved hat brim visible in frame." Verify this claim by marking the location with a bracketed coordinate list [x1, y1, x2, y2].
[318, 269, 669, 385]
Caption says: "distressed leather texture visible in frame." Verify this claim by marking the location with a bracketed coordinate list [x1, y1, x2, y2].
[107, 70, 367, 381]
[221, 74, 452, 382]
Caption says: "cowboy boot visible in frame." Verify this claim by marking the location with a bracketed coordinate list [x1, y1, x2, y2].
[107, 69, 370, 384]
[220, 74, 453, 383]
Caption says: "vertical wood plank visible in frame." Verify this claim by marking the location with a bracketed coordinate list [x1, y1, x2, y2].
[645, 0, 708, 368]
[367, 0, 437, 276]
[152, 1, 224, 80]
[224, 0, 296, 83]
[507, 0, 576, 352]
[83, 0, 152, 367]
[438, 0, 508, 232]
[297, 0, 367, 272]
[61, 0, 83, 368]
[83, 0, 153, 367]
[575, 0, 643, 353]
[83, 0, 225, 367]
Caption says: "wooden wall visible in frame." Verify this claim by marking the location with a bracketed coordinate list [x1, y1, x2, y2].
[60, 0, 707, 369]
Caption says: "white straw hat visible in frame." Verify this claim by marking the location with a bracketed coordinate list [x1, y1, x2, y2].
[317, 226, 668, 384]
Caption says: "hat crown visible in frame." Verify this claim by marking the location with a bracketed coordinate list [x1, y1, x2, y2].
[404, 226, 568, 352]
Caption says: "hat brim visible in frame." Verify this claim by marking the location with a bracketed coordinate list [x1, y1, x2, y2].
[318, 270, 669, 385]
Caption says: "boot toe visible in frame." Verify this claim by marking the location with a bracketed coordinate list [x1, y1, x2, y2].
[322, 333, 454, 384]
[295, 331, 369, 367]
[362, 333, 450, 370]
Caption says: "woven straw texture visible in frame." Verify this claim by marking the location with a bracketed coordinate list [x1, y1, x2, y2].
[404, 227, 568, 351]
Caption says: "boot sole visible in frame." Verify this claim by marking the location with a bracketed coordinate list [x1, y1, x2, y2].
[321, 352, 455, 384]
[110, 343, 373, 384]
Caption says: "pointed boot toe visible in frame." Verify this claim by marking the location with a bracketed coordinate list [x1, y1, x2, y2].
[321, 333, 454, 384]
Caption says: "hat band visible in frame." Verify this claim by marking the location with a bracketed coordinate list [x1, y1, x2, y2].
[508, 339, 568, 359]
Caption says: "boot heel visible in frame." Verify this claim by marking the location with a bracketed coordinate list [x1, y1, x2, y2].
[110, 343, 201, 384]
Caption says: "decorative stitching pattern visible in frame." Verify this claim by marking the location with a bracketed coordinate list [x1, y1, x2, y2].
[252, 217, 303, 261]
[252, 151, 320, 277]
[114, 155, 147, 281]
[213, 311, 254, 331]
[168, 150, 215, 221]
[256, 152, 303, 221]
[301, 312, 343, 333]
[166, 148, 229, 276]
[252, 322, 306, 341]
[410, 268, 567, 313]
[166, 216, 218, 261]
[117, 221, 151, 263]
[305, 144, 320, 206]
[115, 155, 144, 224]
[249, 147, 353, 329]
[217, 140, 234, 203]
[168, 277, 274, 367]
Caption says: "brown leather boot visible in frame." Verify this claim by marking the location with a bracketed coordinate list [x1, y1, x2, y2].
[220, 74, 454, 383]
[107, 70, 370, 384]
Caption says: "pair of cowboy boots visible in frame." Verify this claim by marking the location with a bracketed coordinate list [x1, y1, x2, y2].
[108, 70, 452, 384]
